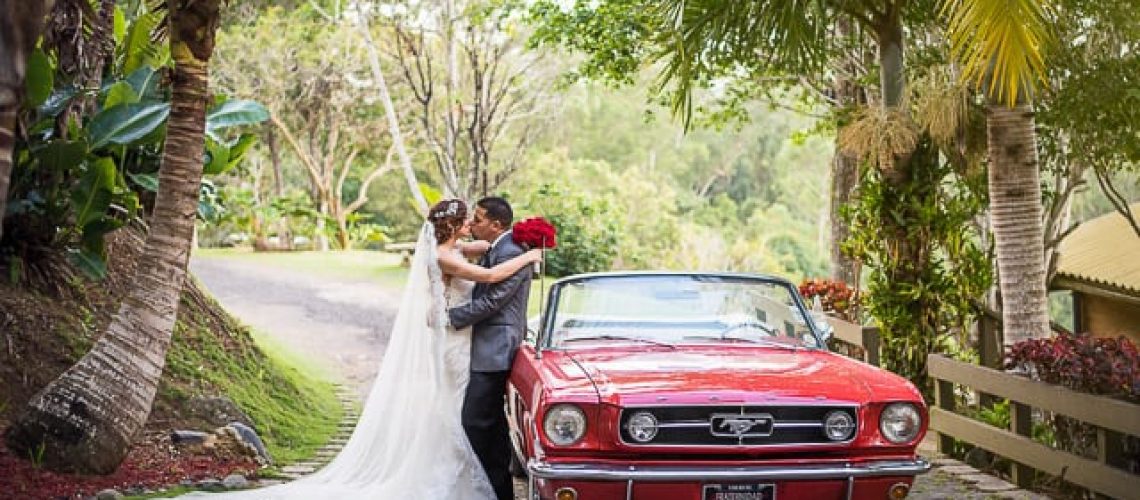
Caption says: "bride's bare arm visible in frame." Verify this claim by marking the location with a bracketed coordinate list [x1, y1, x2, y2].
[457, 240, 491, 258]
[438, 248, 542, 283]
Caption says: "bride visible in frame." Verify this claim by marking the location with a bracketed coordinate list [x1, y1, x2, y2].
[185, 199, 541, 499]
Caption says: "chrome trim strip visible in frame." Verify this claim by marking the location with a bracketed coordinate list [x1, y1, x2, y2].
[527, 458, 932, 482]
[845, 476, 854, 500]
[625, 479, 633, 500]
[656, 420, 822, 429]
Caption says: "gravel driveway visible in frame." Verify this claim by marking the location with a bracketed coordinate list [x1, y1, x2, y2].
[190, 253, 402, 399]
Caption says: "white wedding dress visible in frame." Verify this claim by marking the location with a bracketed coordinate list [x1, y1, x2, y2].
[184, 223, 495, 499]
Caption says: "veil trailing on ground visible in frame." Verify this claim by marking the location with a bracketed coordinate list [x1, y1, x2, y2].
[183, 223, 492, 499]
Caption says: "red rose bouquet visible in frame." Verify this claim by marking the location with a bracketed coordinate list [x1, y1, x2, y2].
[512, 217, 557, 250]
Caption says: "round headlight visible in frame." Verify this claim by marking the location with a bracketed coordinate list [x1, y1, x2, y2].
[543, 404, 587, 446]
[822, 410, 856, 441]
[879, 403, 922, 444]
[625, 411, 659, 443]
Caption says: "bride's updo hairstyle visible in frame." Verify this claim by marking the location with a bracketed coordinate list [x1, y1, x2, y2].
[428, 199, 468, 242]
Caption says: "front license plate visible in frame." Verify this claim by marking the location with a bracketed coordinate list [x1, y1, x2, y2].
[702, 483, 775, 500]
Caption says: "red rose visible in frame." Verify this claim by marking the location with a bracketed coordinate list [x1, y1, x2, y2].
[512, 217, 557, 249]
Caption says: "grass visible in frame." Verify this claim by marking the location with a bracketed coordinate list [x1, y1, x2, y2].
[193, 248, 407, 288]
[163, 297, 343, 466]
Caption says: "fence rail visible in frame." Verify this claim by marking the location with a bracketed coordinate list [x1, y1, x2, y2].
[927, 354, 1140, 499]
[824, 315, 879, 366]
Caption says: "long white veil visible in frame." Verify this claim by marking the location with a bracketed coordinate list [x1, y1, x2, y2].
[183, 222, 490, 498]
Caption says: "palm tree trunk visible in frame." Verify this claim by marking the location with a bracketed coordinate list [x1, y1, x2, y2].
[4, 0, 222, 474]
[987, 102, 1050, 344]
[0, 0, 53, 244]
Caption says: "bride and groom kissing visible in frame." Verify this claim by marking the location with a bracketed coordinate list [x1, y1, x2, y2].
[186, 196, 543, 499]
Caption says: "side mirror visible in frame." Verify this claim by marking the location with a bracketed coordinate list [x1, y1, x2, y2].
[809, 296, 834, 343]
[525, 316, 540, 346]
[813, 312, 835, 343]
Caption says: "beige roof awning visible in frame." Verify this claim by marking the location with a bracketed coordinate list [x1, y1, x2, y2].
[1054, 202, 1140, 298]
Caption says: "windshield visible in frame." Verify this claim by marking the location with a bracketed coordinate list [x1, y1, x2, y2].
[544, 275, 822, 349]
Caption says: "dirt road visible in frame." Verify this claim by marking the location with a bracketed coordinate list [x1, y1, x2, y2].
[190, 253, 401, 399]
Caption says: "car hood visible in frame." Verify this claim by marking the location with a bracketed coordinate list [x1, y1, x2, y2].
[556, 346, 913, 406]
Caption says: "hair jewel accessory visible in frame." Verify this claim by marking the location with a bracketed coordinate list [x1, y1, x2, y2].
[431, 200, 461, 220]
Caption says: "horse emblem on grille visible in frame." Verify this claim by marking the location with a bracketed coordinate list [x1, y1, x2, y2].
[709, 413, 775, 438]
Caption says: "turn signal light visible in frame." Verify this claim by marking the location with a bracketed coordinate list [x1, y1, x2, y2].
[555, 487, 578, 500]
[887, 482, 910, 499]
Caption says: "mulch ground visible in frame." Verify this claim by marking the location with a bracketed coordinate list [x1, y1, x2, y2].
[0, 428, 259, 500]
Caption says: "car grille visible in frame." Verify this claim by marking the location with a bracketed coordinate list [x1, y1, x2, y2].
[618, 405, 858, 446]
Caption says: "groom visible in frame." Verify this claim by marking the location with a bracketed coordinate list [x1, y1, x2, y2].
[449, 196, 532, 500]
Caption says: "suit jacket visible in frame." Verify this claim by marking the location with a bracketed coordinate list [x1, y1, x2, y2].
[448, 232, 532, 372]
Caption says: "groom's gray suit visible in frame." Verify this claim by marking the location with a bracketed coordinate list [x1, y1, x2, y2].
[450, 231, 531, 371]
[448, 231, 531, 500]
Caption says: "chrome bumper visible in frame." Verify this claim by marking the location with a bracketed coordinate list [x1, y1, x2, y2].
[527, 457, 931, 482]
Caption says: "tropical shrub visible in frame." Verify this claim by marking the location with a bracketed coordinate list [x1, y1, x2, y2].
[798, 278, 860, 322]
[3, 5, 266, 280]
[1006, 332, 1140, 473]
[517, 183, 620, 277]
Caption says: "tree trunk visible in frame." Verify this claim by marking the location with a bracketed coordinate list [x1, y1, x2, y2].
[829, 148, 860, 284]
[315, 198, 330, 251]
[4, 0, 221, 474]
[828, 16, 862, 285]
[355, 11, 428, 215]
[987, 102, 1050, 345]
[0, 0, 53, 244]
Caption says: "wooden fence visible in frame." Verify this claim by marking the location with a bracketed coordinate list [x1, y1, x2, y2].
[824, 315, 880, 366]
[928, 354, 1140, 499]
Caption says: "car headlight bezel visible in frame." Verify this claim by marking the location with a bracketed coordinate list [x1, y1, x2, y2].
[543, 403, 587, 446]
[625, 411, 659, 443]
[822, 410, 856, 441]
[879, 402, 922, 444]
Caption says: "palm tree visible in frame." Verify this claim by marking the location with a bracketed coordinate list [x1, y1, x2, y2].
[0, 0, 53, 243]
[943, 0, 1052, 344]
[5, 0, 225, 473]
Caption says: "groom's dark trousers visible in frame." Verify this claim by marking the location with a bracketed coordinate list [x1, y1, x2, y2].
[449, 233, 532, 500]
[462, 371, 513, 500]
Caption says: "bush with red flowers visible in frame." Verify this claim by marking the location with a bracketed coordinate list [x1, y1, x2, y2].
[797, 278, 860, 322]
[512, 217, 558, 250]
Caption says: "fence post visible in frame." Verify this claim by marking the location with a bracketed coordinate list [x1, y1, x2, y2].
[934, 375, 956, 454]
[1009, 401, 1035, 488]
[862, 326, 880, 367]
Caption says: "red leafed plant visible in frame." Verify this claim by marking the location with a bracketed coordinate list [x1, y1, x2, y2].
[798, 278, 860, 322]
[512, 217, 557, 250]
[1006, 333, 1140, 473]
[1005, 332, 1139, 403]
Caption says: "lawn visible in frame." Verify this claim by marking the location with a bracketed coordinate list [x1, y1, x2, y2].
[193, 248, 409, 288]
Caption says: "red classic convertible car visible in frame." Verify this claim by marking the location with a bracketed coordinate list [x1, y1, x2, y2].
[508, 272, 930, 500]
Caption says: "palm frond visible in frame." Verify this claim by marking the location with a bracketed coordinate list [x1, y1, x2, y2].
[941, 0, 1052, 106]
[652, 0, 831, 128]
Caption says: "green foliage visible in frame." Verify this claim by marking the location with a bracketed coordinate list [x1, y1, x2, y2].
[518, 183, 620, 277]
[843, 139, 991, 393]
[23, 48, 53, 108]
[3, 6, 267, 279]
